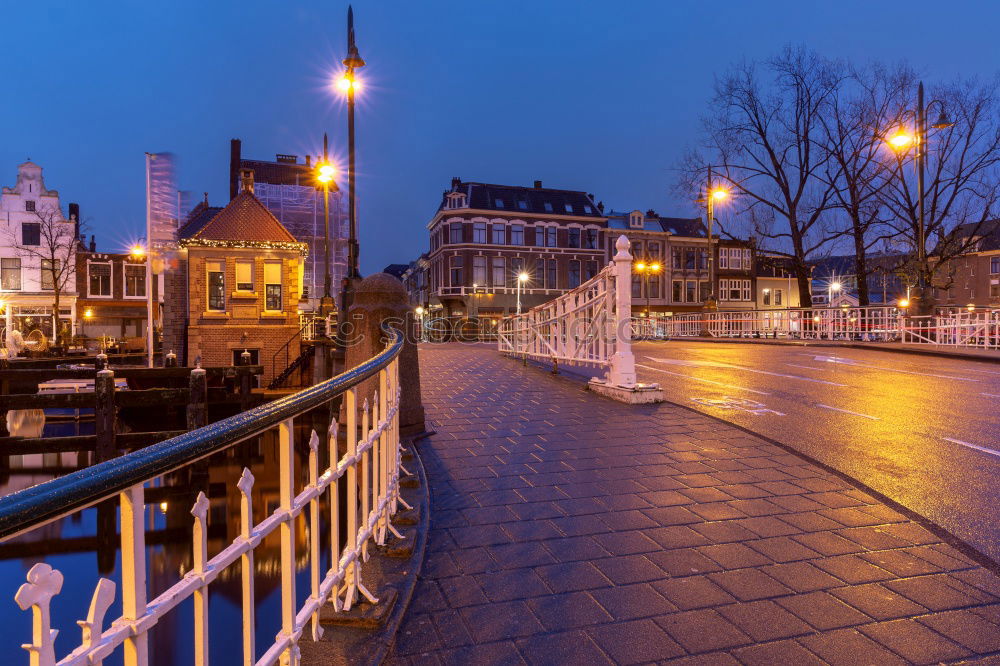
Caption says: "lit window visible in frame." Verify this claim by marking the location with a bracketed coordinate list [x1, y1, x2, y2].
[236, 260, 254, 291]
[264, 261, 282, 311]
[1, 258, 20, 291]
[41, 259, 59, 290]
[207, 260, 225, 310]
[89, 262, 111, 296]
[125, 264, 146, 297]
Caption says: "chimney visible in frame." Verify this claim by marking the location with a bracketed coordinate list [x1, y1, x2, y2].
[89, 235, 96, 252]
[597, 201, 605, 213]
[305, 155, 311, 167]
[451, 177, 461, 191]
[68, 202, 80, 240]
[240, 169, 255, 194]
[229, 138, 242, 201]
[533, 180, 542, 189]
[646, 209, 657, 218]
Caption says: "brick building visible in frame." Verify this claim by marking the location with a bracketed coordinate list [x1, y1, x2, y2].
[423, 178, 607, 320]
[162, 170, 307, 383]
[932, 219, 1000, 309]
[605, 209, 756, 315]
[75, 247, 159, 341]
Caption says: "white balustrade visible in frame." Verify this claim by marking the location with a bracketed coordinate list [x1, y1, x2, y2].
[498, 235, 638, 387]
[9, 342, 406, 666]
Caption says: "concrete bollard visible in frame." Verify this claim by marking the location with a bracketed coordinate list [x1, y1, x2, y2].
[95, 369, 116, 462]
[341, 273, 425, 436]
[95, 352, 108, 371]
[187, 367, 207, 430]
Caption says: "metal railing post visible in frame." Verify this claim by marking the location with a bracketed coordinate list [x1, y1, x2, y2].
[278, 417, 298, 665]
[608, 235, 636, 387]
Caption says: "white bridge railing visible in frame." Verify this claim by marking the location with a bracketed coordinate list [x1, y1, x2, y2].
[901, 311, 1000, 349]
[498, 235, 639, 388]
[2, 326, 407, 666]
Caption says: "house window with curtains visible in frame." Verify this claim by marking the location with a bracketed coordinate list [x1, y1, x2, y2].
[264, 261, 282, 311]
[207, 260, 225, 310]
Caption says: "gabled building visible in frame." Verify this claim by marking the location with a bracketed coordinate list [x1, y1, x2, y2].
[0, 161, 80, 343]
[76, 245, 158, 342]
[605, 209, 756, 315]
[162, 170, 307, 383]
[424, 178, 607, 319]
[932, 219, 1000, 309]
[230, 139, 348, 311]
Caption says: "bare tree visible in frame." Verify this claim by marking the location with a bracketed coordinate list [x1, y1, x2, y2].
[10, 207, 80, 346]
[816, 63, 915, 305]
[691, 46, 844, 306]
[878, 77, 1000, 305]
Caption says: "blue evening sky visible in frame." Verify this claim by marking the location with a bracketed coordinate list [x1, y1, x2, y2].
[1, 0, 997, 272]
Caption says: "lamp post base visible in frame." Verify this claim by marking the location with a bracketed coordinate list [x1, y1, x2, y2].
[700, 295, 719, 337]
[910, 286, 936, 317]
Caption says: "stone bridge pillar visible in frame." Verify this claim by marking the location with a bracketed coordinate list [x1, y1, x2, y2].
[342, 273, 425, 436]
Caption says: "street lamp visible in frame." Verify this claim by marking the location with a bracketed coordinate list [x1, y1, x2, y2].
[828, 281, 842, 307]
[315, 134, 338, 317]
[701, 166, 730, 311]
[634, 260, 662, 317]
[415, 306, 425, 342]
[130, 242, 153, 367]
[885, 81, 955, 315]
[516, 272, 529, 315]
[338, 5, 366, 315]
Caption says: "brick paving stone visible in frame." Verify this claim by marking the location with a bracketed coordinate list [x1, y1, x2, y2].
[590, 582, 676, 620]
[657, 609, 752, 654]
[708, 568, 792, 602]
[829, 582, 927, 620]
[762, 561, 842, 593]
[776, 591, 871, 630]
[730, 639, 825, 665]
[516, 630, 613, 665]
[525, 591, 614, 631]
[716, 600, 812, 641]
[387, 345, 1000, 664]
[859, 618, 971, 664]
[654, 575, 738, 610]
[648, 547, 723, 577]
[587, 619, 687, 664]
[799, 628, 908, 666]
[916, 608, 1000, 652]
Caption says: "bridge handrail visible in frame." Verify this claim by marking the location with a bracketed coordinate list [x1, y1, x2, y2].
[0, 326, 403, 541]
[3, 324, 407, 666]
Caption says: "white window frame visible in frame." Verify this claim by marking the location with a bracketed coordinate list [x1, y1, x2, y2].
[124, 263, 146, 299]
[87, 260, 113, 299]
[263, 260, 283, 312]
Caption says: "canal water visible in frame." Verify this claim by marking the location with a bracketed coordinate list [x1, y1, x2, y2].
[0, 411, 337, 664]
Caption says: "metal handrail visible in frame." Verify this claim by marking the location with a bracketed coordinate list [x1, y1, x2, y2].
[271, 317, 319, 381]
[0, 325, 404, 542]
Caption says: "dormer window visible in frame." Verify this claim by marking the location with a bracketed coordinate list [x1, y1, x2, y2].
[517, 200, 528, 210]
[445, 192, 467, 210]
[565, 204, 574, 213]
[494, 199, 504, 208]
[543, 202, 553, 213]
[629, 211, 643, 228]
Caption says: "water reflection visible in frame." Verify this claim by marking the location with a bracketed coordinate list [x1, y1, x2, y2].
[0, 407, 337, 665]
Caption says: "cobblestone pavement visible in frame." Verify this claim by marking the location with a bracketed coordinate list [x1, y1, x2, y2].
[388, 344, 1000, 665]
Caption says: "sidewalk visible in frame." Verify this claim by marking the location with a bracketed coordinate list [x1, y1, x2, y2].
[390, 343, 1000, 664]
[663, 336, 1000, 364]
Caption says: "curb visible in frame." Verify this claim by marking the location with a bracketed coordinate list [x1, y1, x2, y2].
[658, 337, 1000, 365]
[505, 352, 1000, 576]
[372, 436, 431, 665]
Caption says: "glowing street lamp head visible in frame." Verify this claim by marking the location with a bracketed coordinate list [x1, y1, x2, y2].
[415, 306, 424, 315]
[966, 303, 976, 312]
[316, 163, 336, 184]
[710, 187, 729, 201]
[897, 298, 910, 309]
[518, 272, 529, 283]
[336, 74, 361, 93]
[650, 262, 662, 273]
[635, 262, 646, 272]
[830, 281, 842, 292]
[887, 130, 915, 150]
[84, 308, 94, 319]
[130, 244, 145, 258]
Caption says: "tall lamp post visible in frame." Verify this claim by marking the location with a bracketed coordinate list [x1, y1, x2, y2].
[338, 5, 366, 314]
[701, 166, 730, 311]
[633, 260, 661, 317]
[516, 272, 529, 315]
[130, 243, 152, 367]
[315, 134, 338, 316]
[886, 81, 954, 316]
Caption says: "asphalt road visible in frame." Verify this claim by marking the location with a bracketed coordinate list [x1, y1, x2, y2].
[629, 340, 1000, 564]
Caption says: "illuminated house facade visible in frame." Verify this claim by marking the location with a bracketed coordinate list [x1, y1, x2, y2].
[162, 170, 307, 383]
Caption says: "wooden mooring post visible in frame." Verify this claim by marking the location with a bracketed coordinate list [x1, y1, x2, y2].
[95, 369, 116, 463]
[187, 366, 207, 430]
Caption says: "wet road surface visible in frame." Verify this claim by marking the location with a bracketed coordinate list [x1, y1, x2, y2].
[631, 341, 1000, 563]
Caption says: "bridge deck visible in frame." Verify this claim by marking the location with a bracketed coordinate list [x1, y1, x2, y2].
[388, 343, 1000, 664]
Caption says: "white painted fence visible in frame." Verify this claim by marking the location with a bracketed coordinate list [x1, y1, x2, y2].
[6, 329, 407, 666]
[498, 235, 638, 388]
[901, 311, 1000, 349]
